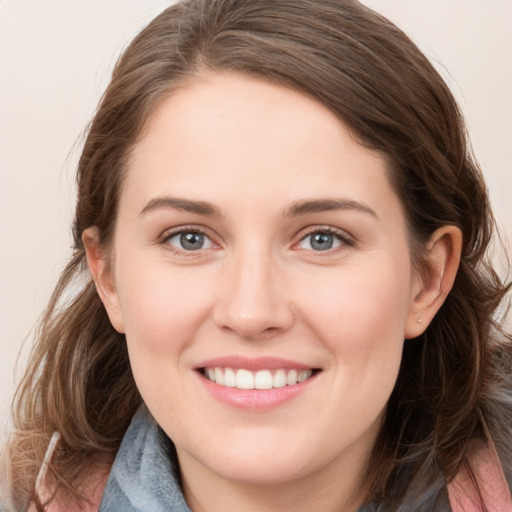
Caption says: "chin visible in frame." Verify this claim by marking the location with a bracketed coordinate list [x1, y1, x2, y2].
[211, 458, 313, 486]
[192, 438, 329, 486]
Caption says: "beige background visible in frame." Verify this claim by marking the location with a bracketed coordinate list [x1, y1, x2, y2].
[1, 0, 511, 423]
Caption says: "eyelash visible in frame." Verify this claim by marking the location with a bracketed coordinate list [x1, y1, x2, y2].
[295, 226, 355, 252]
[159, 225, 355, 255]
[160, 226, 216, 255]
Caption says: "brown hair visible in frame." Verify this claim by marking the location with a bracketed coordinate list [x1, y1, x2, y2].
[6, 0, 511, 509]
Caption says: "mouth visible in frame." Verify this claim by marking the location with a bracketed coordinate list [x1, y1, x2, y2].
[199, 367, 320, 390]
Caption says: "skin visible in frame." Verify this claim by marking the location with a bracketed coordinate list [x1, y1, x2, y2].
[84, 72, 461, 512]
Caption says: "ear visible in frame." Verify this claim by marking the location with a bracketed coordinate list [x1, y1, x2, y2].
[82, 227, 125, 333]
[404, 225, 462, 339]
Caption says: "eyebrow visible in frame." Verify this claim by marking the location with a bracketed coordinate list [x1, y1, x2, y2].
[139, 196, 377, 219]
[140, 196, 221, 217]
[284, 198, 378, 218]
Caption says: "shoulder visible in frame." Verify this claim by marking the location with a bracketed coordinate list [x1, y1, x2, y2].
[448, 435, 512, 512]
[29, 470, 109, 512]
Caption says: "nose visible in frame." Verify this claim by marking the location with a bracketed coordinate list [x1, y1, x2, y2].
[213, 247, 294, 340]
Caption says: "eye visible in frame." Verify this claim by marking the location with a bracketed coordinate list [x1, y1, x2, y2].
[165, 230, 214, 251]
[296, 229, 350, 251]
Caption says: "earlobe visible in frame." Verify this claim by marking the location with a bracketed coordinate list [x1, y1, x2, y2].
[404, 225, 462, 339]
[82, 227, 125, 333]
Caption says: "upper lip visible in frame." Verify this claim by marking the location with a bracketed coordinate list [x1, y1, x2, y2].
[194, 356, 318, 372]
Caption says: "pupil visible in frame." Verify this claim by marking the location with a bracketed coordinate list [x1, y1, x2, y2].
[311, 233, 333, 251]
[181, 232, 203, 250]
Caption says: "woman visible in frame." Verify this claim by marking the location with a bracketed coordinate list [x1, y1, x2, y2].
[3, 0, 511, 510]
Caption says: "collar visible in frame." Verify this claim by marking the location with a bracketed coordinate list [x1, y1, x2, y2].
[99, 405, 191, 512]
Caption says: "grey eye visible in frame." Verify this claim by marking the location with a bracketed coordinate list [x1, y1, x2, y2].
[310, 233, 334, 250]
[298, 232, 343, 251]
[167, 231, 213, 251]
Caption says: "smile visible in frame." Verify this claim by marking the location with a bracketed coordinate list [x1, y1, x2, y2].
[202, 367, 314, 390]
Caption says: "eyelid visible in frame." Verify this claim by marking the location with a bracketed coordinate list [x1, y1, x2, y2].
[157, 224, 354, 255]
[293, 225, 355, 250]
[159, 225, 220, 254]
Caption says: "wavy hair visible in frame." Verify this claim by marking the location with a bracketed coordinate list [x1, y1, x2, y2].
[5, 0, 511, 510]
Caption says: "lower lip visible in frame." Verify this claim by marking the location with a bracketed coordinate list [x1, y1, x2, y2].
[197, 371, 319, 410]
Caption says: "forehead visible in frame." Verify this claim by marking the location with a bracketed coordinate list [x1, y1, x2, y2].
[122, 72, 401, 221]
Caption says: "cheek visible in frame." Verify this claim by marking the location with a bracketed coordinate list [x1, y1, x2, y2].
[113, 257, 219, 421]
[114, 256, 216, 355]
[306, 264, 411, 336]
[299, 258, 413, 381]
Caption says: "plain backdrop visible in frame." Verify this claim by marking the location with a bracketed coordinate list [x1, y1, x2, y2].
[1, 0, 511, 422]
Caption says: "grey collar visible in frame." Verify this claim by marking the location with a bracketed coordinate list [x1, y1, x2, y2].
[99, 405, 191, 512]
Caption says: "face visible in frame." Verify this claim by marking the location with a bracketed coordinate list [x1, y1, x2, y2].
[94, 73, 426, 493]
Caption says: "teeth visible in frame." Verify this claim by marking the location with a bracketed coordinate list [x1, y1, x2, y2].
[204, 367, 314, 389]
[273, 369, 287, 388]
[224, 368, 236, 387]
[254, 370, 273, 389]
[286, 369, 298, 386]
[297, 370, 310, 383]
[236, 369, 254, 389]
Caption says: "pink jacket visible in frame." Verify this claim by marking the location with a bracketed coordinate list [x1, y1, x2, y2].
[448, 435, 512, 512]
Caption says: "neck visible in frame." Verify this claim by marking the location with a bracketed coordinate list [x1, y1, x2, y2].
[178, 447, 372, 512]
